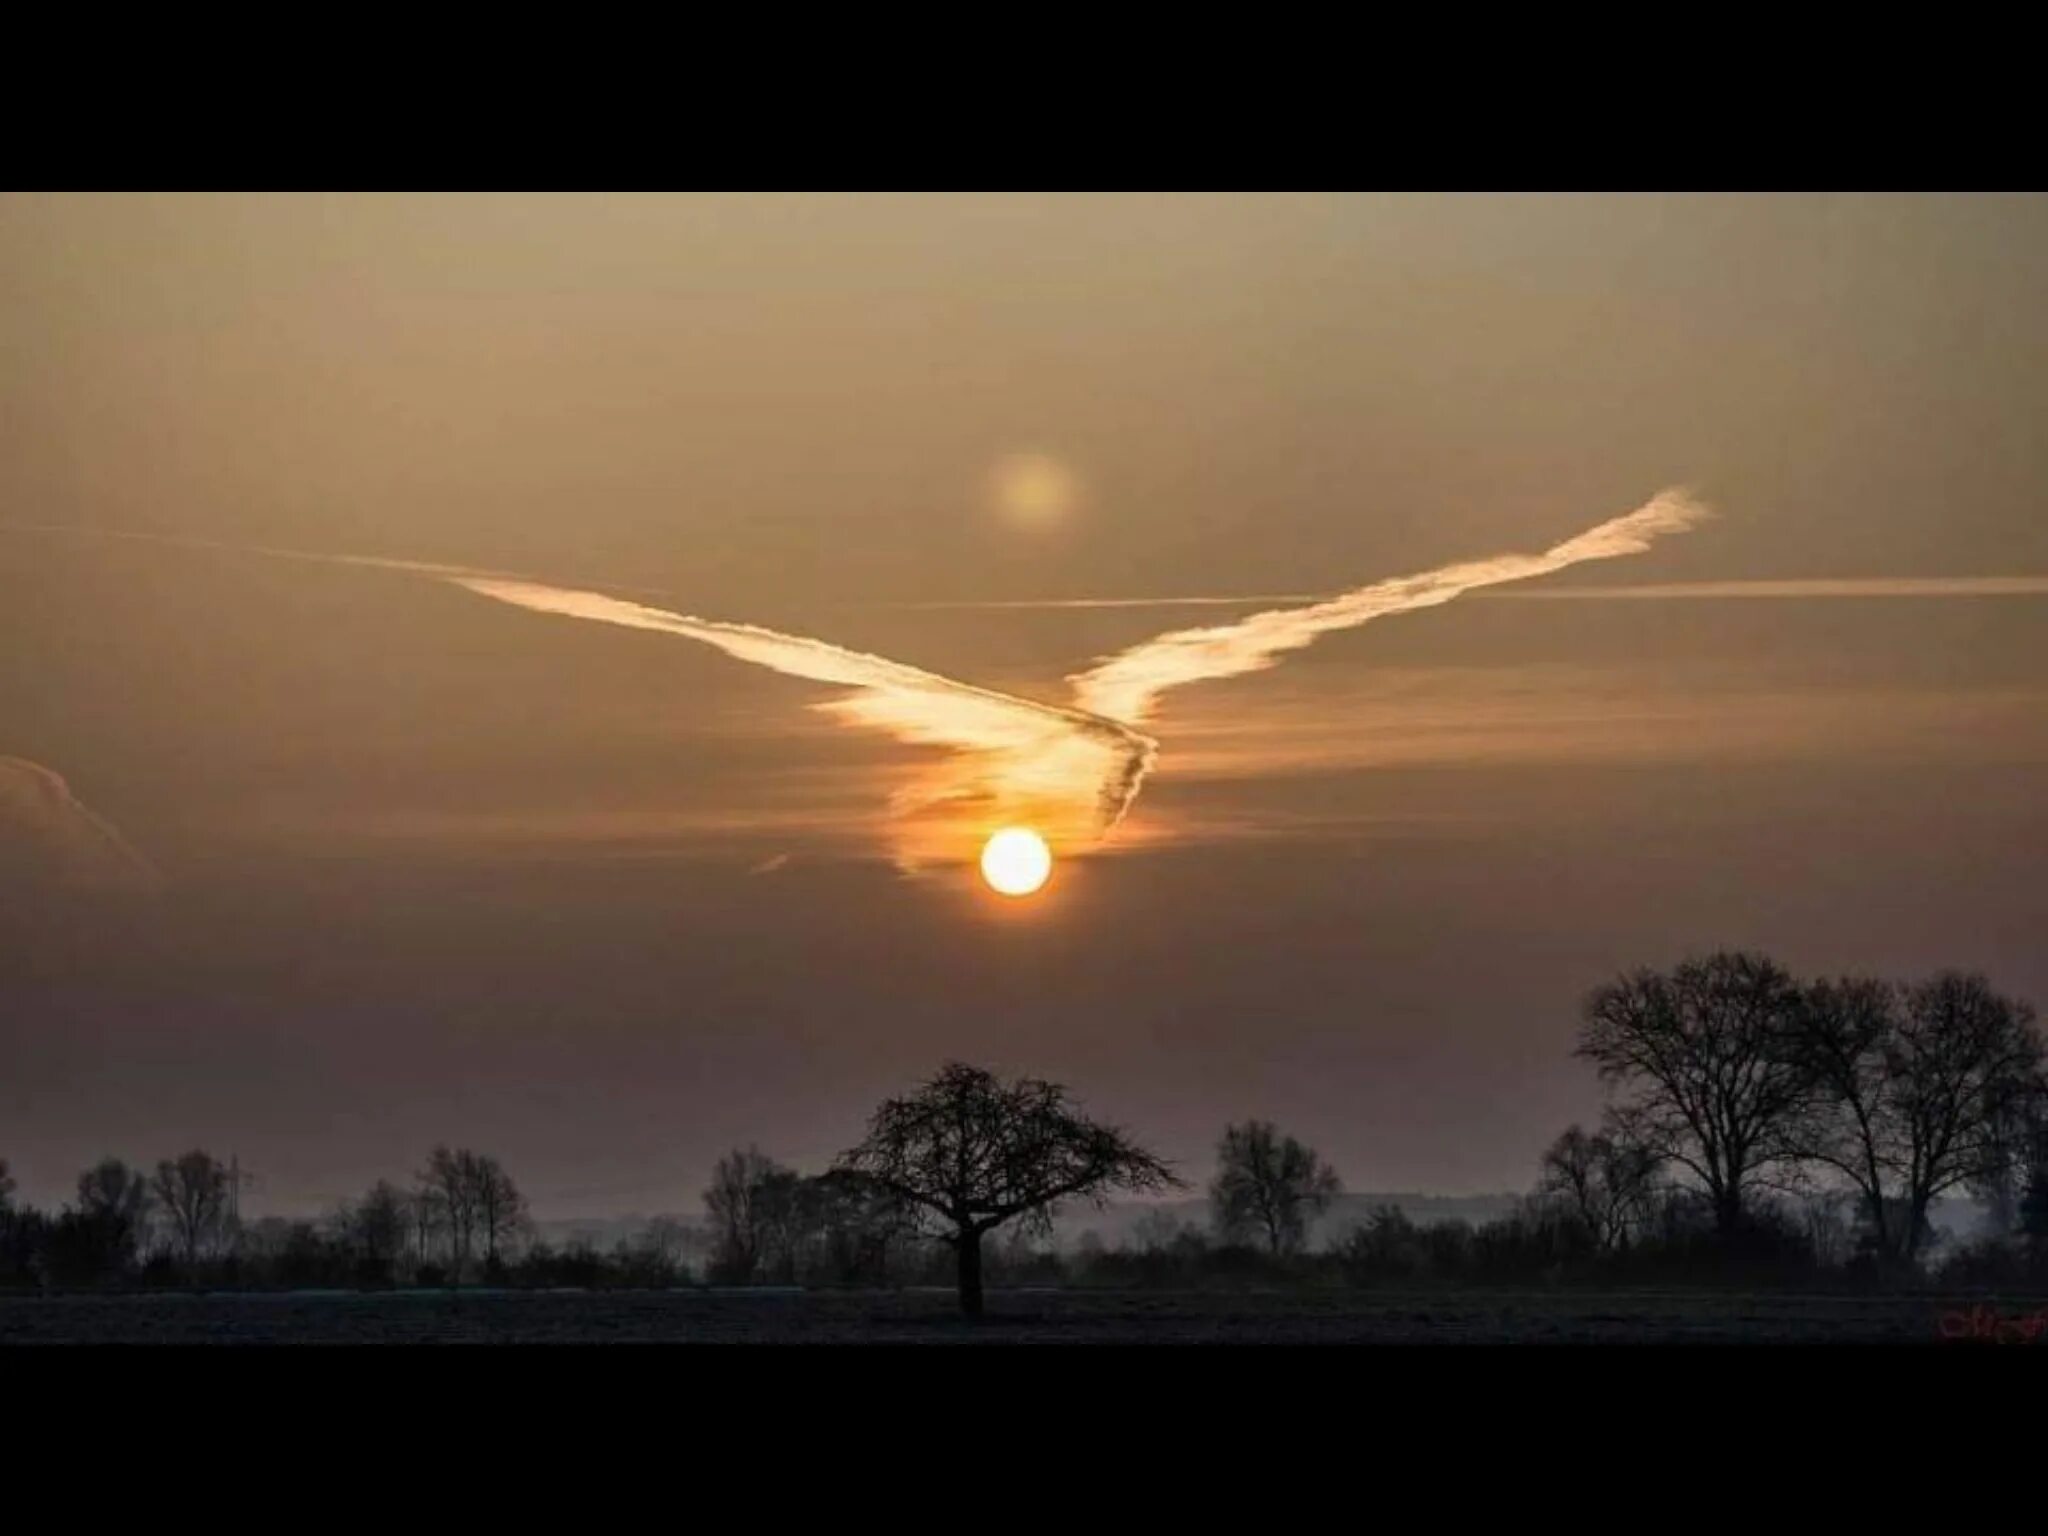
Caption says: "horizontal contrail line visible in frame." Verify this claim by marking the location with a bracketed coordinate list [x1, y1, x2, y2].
[900, 575, 2048, 610]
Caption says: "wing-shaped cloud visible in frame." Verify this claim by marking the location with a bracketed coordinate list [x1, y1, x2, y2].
[447, 578, 1157, 868]
[0, 756, 161, 893]
[1070, 490, 1713, 727]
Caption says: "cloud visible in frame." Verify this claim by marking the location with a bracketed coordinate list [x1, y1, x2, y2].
[0, 757, 161, 892]
[907, 573, 2048, 612]
[1067, 489, 1713, 725]
[4, 489, 1714, 872]
[446, 577, 1158, 870]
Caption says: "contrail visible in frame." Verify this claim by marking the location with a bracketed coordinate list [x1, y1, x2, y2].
[1491, 574, 2048, 600]
[3, 489, 1709, 867]
[447, 577, 1159, 847]
[0, 756, 161, 892]
[1065, 490, 1711, 820]
[901, 569, 2048, 612]
[1070, 489, 1712, 727]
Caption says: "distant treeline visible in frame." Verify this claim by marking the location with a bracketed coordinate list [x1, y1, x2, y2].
[5, 951, 2046, 1298]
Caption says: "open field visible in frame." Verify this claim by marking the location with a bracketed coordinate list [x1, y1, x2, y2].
[6, 1288, 2045, 1344]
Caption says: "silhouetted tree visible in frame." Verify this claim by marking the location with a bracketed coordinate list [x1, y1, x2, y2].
[1787, 972, 2042, 1263]
[339, 1179, 411, 1282]
[0, 1158, 13, 1210]
[837, 1062, 1180, 1316]
[752, 1165, 810, 1283]
[152, 1149, 231, 1266]
[803, 1170, 916, 1284]
[1209, 1120, 1342, 1256]
[408, 1187, 444, 1278]
[1537, 1122, 1663, 1253]
[1577, 951, 1811, 1238]
[61, 1158, 152, 1283]
[702, 1146, 793, 1283]
[474, 1155, 525, 1270]
[2020, 1113, 2048, 1259]
[419, 1146, 485, 1280]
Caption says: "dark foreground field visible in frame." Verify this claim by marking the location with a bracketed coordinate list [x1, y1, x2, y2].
[5, 1287, 2043, 1344]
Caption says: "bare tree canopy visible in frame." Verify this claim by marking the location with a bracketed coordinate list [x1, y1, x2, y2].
[473, 1155, 525, 1269]
[1209, 1120, 1342, 1256]
[702, 1146, 794, 1284]
[836, 1062, 1180, 1315]
[1788, 972, 2044, 1262]
[1577, 951, 1811, 1237]
[415, 1146, 522, 1281]
[152, 1149, 231, 1265]
[1537, 1123, 1664, 1253]
[337, 1179, 411, 1281]
[70, 1157, 152, 1276]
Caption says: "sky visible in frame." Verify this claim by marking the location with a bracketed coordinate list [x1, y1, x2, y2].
[3, 192, 2046, 1217]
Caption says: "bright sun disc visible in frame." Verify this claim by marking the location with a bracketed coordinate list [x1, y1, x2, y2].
[980, 827, 1052, 897]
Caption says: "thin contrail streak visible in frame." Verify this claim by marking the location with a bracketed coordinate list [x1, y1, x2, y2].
[1491, 575, 2048, 600]
[905, 573, 2048, 611]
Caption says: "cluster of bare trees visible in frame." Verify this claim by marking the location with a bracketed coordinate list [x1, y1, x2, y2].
[0, 1144, 527, 1288]
[1549, 953, 2047, 1267]
[701, 1150, 918, 1288]
[8, 960, 2043, 1305]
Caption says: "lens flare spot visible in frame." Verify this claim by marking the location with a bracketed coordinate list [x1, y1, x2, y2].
[990, 453, 1079, 529]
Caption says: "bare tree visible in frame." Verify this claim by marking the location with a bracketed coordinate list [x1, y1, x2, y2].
[339, 1179, 411, 1280]
[1577, 951, 1812, 1238]
[1537, 1122, 1663, 1253]
[408, 1187, 445, 1276]
[419, 1146, 481, 1280]
[473, 1155, 525, 1270]
[702, 1146, 792, 1283]
[152, 1150, 231, 1266]
[1789, 972, 2043, 1263]
[72, 1158, 152, 1273]
[1781, 977, 1902, 1256]
[0, 1158, 14, 1210]
[804, 1170, 916, 1284]
[1208, 1120, 1342, 1256]
[837, 1062, 1180, 1316]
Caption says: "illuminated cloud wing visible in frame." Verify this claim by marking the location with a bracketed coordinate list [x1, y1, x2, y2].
[1070, 489, 1712, 726]
[1063, 490, 1711, 820]
[449, 578, 1157, 865]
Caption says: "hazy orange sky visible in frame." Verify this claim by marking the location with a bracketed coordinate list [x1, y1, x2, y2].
[3, 192, 2045, 1215]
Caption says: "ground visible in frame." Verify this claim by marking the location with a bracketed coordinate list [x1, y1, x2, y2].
[4, 1287, 2045, 1344]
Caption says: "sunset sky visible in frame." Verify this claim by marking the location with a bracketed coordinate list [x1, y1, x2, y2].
[3, 192, 2045, 1216]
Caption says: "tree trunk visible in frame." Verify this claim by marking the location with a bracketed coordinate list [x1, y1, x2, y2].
[1713, 1185, 1743, 1238]
[957, 1229, 985, 1319]
[1903, 1194, 1931, 1263]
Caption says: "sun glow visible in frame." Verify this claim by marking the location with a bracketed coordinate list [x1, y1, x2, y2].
[980, 827, 1053, 897]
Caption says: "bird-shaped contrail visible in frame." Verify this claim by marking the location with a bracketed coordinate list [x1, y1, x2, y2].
[3, 489, 1710, 870]
[445, 489, 1710, 864]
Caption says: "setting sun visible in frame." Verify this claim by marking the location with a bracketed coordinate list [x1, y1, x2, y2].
[980, 827, 1053, 897]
